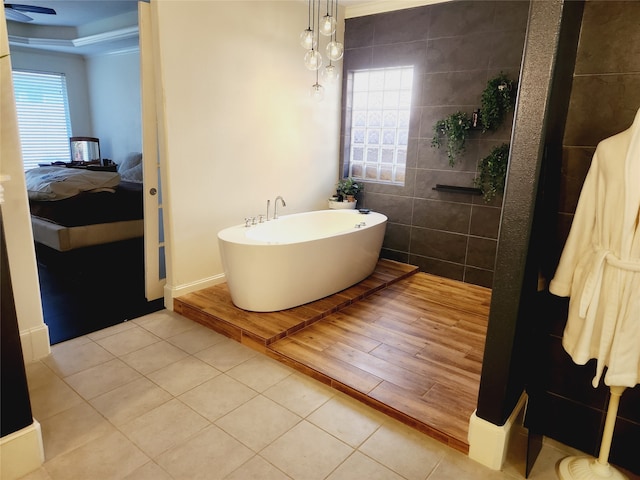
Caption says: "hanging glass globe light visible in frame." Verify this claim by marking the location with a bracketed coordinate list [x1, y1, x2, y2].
[310, 82, 325, 101]
[303, 49, 322, 71]
[326, 41, 344, 61]
[299, 28, 315, 50]
[323, 64, 339, 83]
[319, 14, 336, 36]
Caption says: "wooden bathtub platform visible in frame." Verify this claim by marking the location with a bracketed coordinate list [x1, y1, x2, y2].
[174, 259, 491, 453]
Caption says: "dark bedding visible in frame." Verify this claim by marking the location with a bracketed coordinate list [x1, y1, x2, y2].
[29, 181, 143, 227]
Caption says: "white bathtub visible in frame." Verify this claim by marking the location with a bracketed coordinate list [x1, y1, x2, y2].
[218, 209, 387, 312]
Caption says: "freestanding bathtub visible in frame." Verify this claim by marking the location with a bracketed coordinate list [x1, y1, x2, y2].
[217, 209, 387, 312]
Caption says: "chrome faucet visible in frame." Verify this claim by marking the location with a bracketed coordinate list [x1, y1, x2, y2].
[273, 196, 286, 219]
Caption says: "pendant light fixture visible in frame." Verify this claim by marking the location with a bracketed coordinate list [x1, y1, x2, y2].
[304, 49, 322, 70]
[299, 0, 315, 50]
[325, 0, 343, 61]
[323, 63, 339, 83]
[311, 67, 325, 101]
[301, 0, 342, 100]
[319, 0, 336, 37]
[302, 0, 321, 70]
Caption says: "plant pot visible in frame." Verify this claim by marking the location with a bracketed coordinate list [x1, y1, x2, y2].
[328, 199, 357, 209]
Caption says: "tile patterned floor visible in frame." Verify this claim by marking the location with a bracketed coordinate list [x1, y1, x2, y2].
[19, 309, 626, 480]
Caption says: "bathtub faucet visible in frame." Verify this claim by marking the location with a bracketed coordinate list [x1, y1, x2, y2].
[274, 196, 286, 219]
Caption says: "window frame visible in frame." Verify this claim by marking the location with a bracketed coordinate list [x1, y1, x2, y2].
[344, 65, 415, 186]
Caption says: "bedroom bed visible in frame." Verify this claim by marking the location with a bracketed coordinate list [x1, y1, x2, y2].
[26, 164, 144, 252]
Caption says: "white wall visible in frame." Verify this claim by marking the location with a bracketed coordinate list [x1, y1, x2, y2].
[1, 15, 50, 362]
[86, 50, 141, 164]
[152, 1, 343, 298]
[9, 47, 93, 138]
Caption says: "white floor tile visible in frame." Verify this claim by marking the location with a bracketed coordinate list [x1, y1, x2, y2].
[90, 376, 173, 426]
[327, 451, 405, 480]
[156, 425, 254, 480]
[93, 326, 161, 357]
[194, 338, 257, 371]
[134, 309, 197, 338]
[263, 373, 335, 418]
[179, 374, 257, 422]
[63, 358, 141, 400]
[120, 340, 189, 375]
[121, 461, 173, 480]
[165, 323, 228, 354]
[215, 395, 301, 452]
[261, 421, 353, 480]
[43, 340, 114, 378]
[307, 394, 386, 448]
[147, 356, 221, 396]
[224, 455, 292, 480]
[43, 430, 148, 480]
[226, 355, 293, 392]
[359, 420, 447, 480]
[119, 398, 210, 458]
[40, 402, 115, 460]
[22, 317, 628, 480]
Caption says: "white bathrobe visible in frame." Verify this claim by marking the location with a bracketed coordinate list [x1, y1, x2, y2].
[549, 108, 640, 388]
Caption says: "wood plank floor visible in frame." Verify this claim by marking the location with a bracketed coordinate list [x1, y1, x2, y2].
[174, 259, 491, 453]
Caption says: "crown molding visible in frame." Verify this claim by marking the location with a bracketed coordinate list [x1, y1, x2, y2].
[344, 0, 449, 18]
[72, 26, 137, 47]
[8, 25, 138, 54]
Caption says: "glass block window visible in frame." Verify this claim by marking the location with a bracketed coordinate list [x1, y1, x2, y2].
[347, 66, 413, 185]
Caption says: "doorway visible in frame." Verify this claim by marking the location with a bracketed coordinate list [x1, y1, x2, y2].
[7, 1, 164, 343]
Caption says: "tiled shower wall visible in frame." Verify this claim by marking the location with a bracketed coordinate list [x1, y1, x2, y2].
[529, 1, 640, 473]
[340, 1, 529, 288]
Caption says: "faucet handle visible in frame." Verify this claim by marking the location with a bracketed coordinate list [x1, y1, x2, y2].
[258, 214, 265, 223]
[244, 217, 252, 227]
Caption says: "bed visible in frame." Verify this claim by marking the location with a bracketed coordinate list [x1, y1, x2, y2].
[26, 159, 144, 252]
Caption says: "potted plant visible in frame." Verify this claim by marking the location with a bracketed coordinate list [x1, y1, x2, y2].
[336, 177, 363, 202]
[329, 177, 363, 209]
[479, 73, 516, 132]
[431, 111, 472, 167]
[474, 143, 510, 201]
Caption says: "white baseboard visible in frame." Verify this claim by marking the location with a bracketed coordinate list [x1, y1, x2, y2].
[19, 324, 51, 363]
[0, 420, 45, 480]
[163, 273, 226, 311]
[468, 392, 528, 470]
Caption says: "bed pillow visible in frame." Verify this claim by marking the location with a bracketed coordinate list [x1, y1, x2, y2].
[118, 153, 143, 182]
[120, 162, 143, 183]
[26, 166, 121, 201]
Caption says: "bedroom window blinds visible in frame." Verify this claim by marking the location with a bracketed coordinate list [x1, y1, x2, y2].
[12, 70, 72, 170]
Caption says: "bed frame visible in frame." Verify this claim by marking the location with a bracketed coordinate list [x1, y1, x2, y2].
[31, 217, 143, 252]
[27, 172, 145, 252]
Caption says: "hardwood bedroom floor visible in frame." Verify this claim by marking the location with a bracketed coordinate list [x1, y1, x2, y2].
[174, 259, 492, 453]
[37, 238, 164, 344]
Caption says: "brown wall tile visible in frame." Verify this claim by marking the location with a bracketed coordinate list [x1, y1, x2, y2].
[574, 1, 640, 75]
[469, 205, 501, 239]
[343, 1, 528, 287]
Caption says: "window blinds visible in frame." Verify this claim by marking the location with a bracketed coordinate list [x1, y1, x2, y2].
[12, 70, 72, 170]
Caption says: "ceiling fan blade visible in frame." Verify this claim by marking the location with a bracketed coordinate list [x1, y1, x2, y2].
[4, 7, 33, 21]
[6, 4, 56, 15]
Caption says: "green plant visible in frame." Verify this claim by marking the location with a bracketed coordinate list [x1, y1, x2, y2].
[336, 177, 364, 198]
[475, 143, 510, 201]
[479, 73, 516, 132]
[431, 111, 472, 167]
